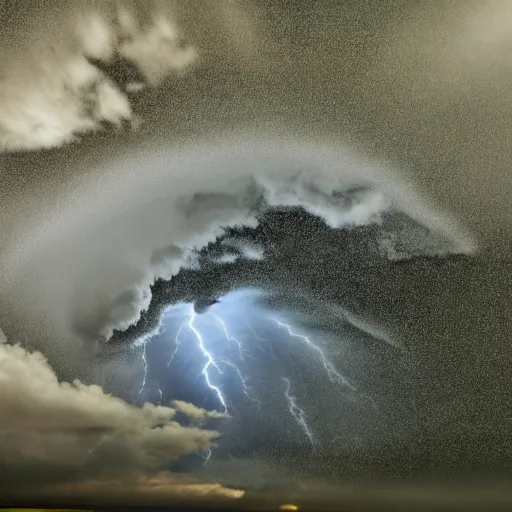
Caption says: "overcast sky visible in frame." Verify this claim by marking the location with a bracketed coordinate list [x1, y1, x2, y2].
[1, 0, 512, 506]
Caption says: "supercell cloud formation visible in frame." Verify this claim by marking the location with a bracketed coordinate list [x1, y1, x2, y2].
[1, 138, 473, 365]
[1, 0, 512, 505]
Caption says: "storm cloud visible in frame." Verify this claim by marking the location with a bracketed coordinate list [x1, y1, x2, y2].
[1, 0, 512, 503]
[0, 339, 244, 500]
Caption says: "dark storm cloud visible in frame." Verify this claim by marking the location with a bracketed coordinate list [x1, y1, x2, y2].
[0, 0, 511, 500]
[104, 205, 460, 350]
[0, 1, 481, 384]
[1, 145, 452, 379]
[131, 208, 512, 484]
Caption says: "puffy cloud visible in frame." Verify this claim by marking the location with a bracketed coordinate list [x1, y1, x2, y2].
[150, 245, 185, 280]
[212, 253, 240, 265]
[99, 283, 154, 340]
[0, 1, 197, 152]
[116, 6, 197, 86]
[172, 400, 228, 426]
[221, 237, 265, 261]
[0, 341, 235, 498]
[260, 173, 389, 228]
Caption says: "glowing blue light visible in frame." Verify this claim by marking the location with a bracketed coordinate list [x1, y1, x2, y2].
[209, 312, 247, 363]
[168, 304, 228, 412]
[140, 288, 356, 446]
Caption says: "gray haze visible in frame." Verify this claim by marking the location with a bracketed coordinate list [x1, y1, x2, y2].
[1, 0, 512, 505]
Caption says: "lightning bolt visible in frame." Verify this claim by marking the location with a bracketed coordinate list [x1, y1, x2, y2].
[139, 342, 149, 396]
[165, 305, 265, 413]
[247, 323, 276, 360]
[167, 322, 186, 367]
[282, 377, 315, 447]
[208, 314, 262, 408]
[140, 290, 373, 454]
[186, 307, 228, 412]
[220, 358, 261, 409]
[272, 318, 355, 391]
[165, 306, 227, 411]
[209, 312, 247, 363]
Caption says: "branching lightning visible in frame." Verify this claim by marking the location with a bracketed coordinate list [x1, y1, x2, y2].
[220, 358, 261, 409]
[271, 317, 355, 391]
[185, 306, 228, 412]
[138, 289, 368, 451]
[209, 312, 247, 363]
[247, 323, 276, 360]
[282, 377, 315, 447]
[162, 303, 267, 414]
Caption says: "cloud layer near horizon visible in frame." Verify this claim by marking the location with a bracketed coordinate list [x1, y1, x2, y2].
[0, 340, 242, 499]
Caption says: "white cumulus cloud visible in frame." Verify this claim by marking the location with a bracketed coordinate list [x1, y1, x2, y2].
[0, 340, 237, 498]
[0, 1, 197, 152]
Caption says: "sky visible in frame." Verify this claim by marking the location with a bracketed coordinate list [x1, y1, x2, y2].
[0, 0, 512, 507]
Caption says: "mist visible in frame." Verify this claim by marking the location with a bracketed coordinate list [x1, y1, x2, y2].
[1, 0, 512, 501]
